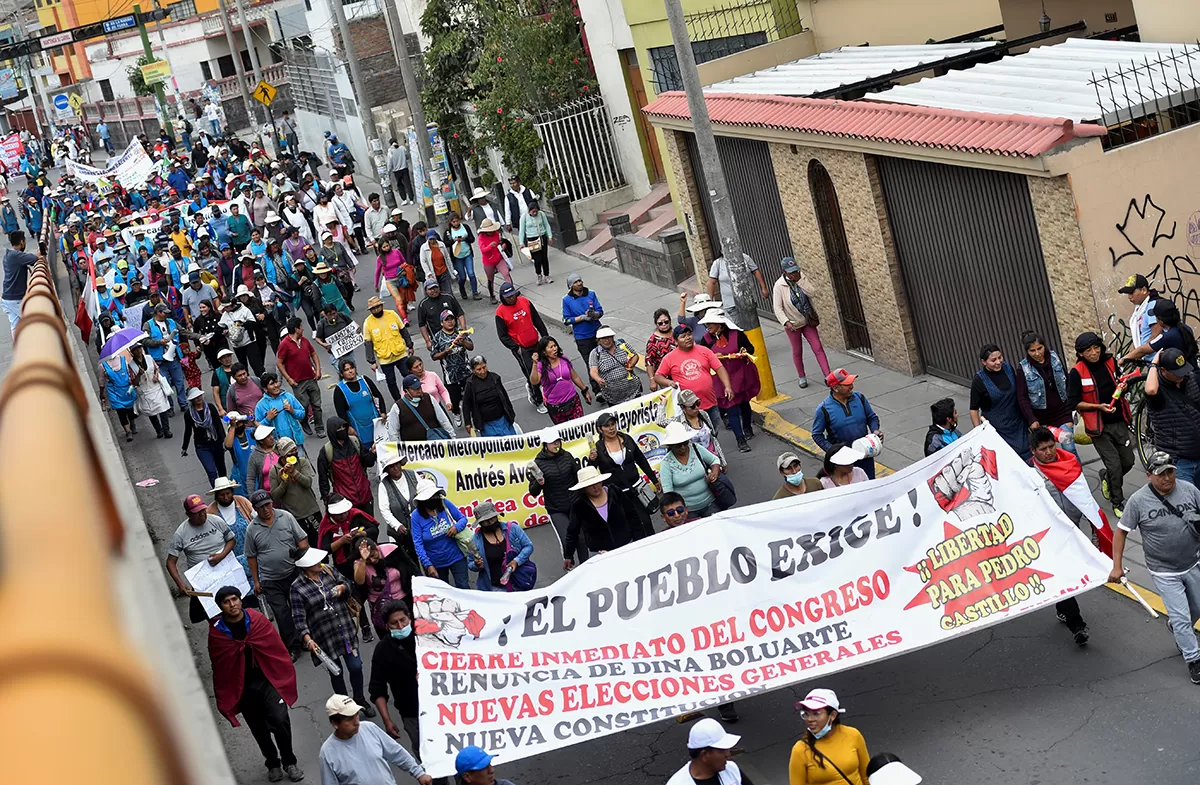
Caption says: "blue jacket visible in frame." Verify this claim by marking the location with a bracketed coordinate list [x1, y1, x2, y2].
[410, 499, 467, 569]
[145, 317, 179, 362]
[254, 390, 307, 444]
[1, 205, 19, 233]
[562, 289, 604, 340]
[471, 521, 533, 590]
[167, 169, 191, 194]
[812, 391, 879, 452]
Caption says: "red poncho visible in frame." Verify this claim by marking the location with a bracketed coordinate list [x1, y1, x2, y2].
[208, 609, 298, 726]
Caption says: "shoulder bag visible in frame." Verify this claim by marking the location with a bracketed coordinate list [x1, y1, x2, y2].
[403, 397, 451, 440]
[693, 444, 736, 510]
[321, 564, 362, 621]
[503, 523, 538, 591]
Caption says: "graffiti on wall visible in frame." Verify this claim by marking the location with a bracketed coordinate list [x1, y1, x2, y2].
[1105, 195, 1199, 358]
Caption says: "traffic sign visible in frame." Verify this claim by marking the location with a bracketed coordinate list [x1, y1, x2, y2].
[68, 93, 83, 111]
[102, 14, 137, 33]
[53, 94, 69, 110]
[252, 80, 277, 107]
[39, 31, 73, 49]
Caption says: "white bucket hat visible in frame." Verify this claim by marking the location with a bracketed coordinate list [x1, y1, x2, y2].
[380, 451, 406, 470]
[570, 465, 612, 491]
[661, 420, 693, 446]
[414, 479, 442, 501]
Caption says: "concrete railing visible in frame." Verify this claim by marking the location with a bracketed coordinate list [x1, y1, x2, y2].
[0, 258, 204, 784]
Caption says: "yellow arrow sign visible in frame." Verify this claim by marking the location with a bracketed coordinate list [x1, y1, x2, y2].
[253, 80, 277, 107]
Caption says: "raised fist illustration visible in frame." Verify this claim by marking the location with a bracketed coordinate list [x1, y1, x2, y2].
[928, 447, 998, 520]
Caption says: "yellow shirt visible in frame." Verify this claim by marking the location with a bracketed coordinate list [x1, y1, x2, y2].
[364, 310, 408, 364]
[788, 725, 869, 785]
[171, 230, 193, 257]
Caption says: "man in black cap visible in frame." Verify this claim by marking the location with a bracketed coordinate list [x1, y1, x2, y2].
[1068, 331, 1134, 517]
[244, 489, 310, 657]
[1117, 273, 1159, 349]
[1145, 346, 1200, 486]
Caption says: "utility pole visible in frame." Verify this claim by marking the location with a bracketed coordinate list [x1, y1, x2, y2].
[663, 0, 776, 400]
[329, 0, 394, 207]
[381, 0, 435, 223]
[133, 4, 171, 139]
[214, 0, 257, 138]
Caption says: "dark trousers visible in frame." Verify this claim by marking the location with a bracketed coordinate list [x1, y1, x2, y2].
[394, 169, 412, 202]
[329, 650, 365, 700]
[550, 511, 588, 565]
[261, 574, 299, 651]
[241, 677, 297, 769]
[576, 337, 600, 394]
[447, 380, 464, 416]
[1055, 597, 1085, 631]
[722, 400, 754, 441]
[379, 360, 403, 404]
[531, 244, 550, 277]
[195, 443, 228, 487]
[514, 346, 543, 405]
[291, 378, 324, 434]
[1092, 420, 1135, 506]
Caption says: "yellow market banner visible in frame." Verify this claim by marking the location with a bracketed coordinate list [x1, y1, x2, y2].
[380, 388, 679, 527]
[140, 60, 172, 85]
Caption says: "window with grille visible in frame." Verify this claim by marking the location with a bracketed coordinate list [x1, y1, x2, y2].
[168, 0, 197, 19]
[647, 32, 767, 93]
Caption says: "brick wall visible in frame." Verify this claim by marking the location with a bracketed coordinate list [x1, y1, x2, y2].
[1027, 174, 1100, 348]
[334, 14, 409, 111]
[662, 129, 713, 288]
[768, 142, 921, 375]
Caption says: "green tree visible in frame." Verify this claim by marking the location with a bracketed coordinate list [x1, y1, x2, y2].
[420, 0, 596, 194]
[125, 54, 155, 98]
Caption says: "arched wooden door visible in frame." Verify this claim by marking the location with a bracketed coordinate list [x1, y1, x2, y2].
[808, 160, 872, 358]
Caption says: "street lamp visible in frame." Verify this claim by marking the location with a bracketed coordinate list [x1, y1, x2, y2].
[1039, 0, 1051, 32]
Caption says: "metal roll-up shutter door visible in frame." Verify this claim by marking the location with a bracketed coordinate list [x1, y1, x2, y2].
[875, 156, 1062, 386]
[684, 133, 793, 320]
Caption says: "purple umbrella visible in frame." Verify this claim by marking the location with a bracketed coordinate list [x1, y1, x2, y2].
[98, 326, 146, 360]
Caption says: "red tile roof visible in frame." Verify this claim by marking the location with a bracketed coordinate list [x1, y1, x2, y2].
[642, 92, 1107, 158]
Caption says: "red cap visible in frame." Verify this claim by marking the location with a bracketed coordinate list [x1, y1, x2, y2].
[825, 368, 857, 387]
[183, 494, 207, 513]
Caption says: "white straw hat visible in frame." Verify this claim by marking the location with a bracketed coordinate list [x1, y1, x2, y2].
[569, 465, 611, 491]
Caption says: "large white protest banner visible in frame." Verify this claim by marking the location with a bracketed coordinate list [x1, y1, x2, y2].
[411, 424, 1111, 775]
[66, 139, 155, 190]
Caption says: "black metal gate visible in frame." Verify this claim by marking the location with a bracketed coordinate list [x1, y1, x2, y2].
[684, 133, 793, 320]
[875, 156, 1062, 386]
[809, 160, 873, 357]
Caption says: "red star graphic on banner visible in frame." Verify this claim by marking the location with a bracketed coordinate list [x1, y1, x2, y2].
[903, 521, 1053, 618]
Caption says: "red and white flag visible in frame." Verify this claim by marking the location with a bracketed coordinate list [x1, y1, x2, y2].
[1035, 447, 1114, 556]
[73, 252, 98, 342]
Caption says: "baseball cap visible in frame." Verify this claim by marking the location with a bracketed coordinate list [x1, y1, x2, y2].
[1158, 347, 1194, 376]
[424, 277, 440, 290]
[826, 368, 856, 387]
[325, 694, 362, 717]
[776, 452, 803, 472]
[539, 426, 561, 444]
[402, 374, 423, 390]
[498, 282, 517, 298]
[327, 498, 353, 515]
[781, 256, 800, 273]
[440, 309, 455, 321]
[183, 494, 207, 513]
[687, 718, 740, 750]
[796, 688, 844, 712]
[1118, 273, 1150, 294]
[673, 324, 693, 338]
[250, 489, 273, 507]
[455, 746, 496, 775]
[253, 424, 275, 441]
[1147, 451, 1176, 475]
[596, 326, 616, 339]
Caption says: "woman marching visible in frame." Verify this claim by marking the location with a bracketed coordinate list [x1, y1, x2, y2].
[529, 335, 592, 425]
[698, 309, 760, 453]
[788, 689, 870, 785]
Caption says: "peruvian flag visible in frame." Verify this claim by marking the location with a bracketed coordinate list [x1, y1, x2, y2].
[73, 252, 98, 343]
[1035, 447, 1114, 557]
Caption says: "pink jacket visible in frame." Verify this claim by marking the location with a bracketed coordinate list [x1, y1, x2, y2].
[374, 248, 406, 289]
[418, 369, 452, 409]
[479, 230, 503, 267]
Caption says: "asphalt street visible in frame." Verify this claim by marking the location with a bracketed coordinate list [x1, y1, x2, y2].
[108, 203, 1200, 785]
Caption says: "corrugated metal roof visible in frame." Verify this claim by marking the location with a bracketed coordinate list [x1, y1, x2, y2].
[875, 38, 1200, 122]
[643, 91, 1107, 157]
[705, 42, 1000, 97]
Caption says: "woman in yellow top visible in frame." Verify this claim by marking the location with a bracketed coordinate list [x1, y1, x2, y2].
[789, 689, 870, 785]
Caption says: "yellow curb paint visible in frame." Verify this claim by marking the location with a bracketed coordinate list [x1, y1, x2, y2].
[750, 398, 896, 477]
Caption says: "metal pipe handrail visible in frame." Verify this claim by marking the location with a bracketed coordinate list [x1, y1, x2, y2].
[0, 258, 193, 785]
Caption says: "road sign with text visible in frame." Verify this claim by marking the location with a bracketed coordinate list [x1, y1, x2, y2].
[252, 80, 277, 107]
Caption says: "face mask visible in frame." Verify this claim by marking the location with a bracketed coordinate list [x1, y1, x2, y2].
[786, 472, 806, 486]
[812, 721, 833, 740]
[390, 625, 412, 640]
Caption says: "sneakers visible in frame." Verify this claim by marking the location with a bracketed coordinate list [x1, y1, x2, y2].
[798, 376, 808, 389]
[537, 275, 545, 285]
[453, 413, 463, 428]
[1101, 477, 1110, 500]
[1190, 659, 1200, 684]
[737, 438, 751, 453]
[717, 703, 739, 723]
[361, 627, 373, 643]
[526, 387, 535, 406]
[472, 292, 482, 300]
[1113, 505, 1123, 519]
[536, 404, 548, 415]
[268, 767, 284, 783]
[1073, 627, 1090, 647]
[285, 765, 305, 782]
[489, 296, 498, 305]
